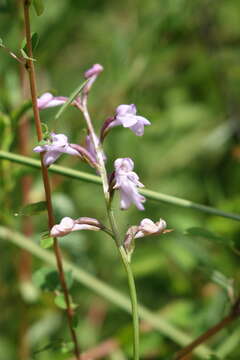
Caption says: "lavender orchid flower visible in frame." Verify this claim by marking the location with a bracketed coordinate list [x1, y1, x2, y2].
[108, 104, 151, 136]
[124, 218, 169, 253]
[51, 217, 101, 237]
[33, 133, 79, 166]
[133, 218, 167, 238]
[114, 158, 145, 210]
[37, 92, 68, 109]
[84, 64, 104, 94]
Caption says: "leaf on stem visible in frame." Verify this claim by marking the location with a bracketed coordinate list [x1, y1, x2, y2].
[15, 201, 47, 216]
[21, 32, 39, 53]
[54, 79, 88, 120]
[32, 0, 45, 16]
[40, 234, 53, 249]
[33, 267, 74, 292]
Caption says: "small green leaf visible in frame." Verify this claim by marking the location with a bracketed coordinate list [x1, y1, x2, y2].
[22, 33, 39, 55]
[40, 235, 53, 249]
[16, 201, 47, 216]
[55, 79, 88, 120]
[184, 227, 226, 243]
[32, 0, 44, 16]
[32, 268, 74, 292]
[20, 48, 36, 61]
[0, 38, 4, 47]
[54, 293, 67, 309]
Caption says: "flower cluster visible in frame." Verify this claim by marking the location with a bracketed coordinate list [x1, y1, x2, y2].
[34, 64, 168, 248]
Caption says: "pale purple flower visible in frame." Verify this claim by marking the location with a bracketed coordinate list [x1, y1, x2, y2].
[133, 218, 167, 239]
[114, 158, 145, 210]
[50, 217, 101, 237]
[37, 92, 68, 109]
[33, 133, 79, 166]
[84, 64, 104, 79]
[84, 64, 104, 94]
[124, 218, 169, 253]
[109, 104, 151, 136]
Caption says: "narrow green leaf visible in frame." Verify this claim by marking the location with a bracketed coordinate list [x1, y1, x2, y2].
[0, 38, 3, 47]
[16, 201, 47, 217]
[55, 80, 88, 120]
[54, 293, 67, 309]
[40, 235, 53, 249]
[32, 0, 44, 16]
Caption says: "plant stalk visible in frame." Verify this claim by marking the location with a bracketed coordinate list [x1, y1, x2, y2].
[81, 98, 140, 360]
[22, 1, 81, 358]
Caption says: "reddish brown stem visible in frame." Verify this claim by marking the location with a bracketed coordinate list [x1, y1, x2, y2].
[175, 312, 236, 359]
[22, 1, 81, 358]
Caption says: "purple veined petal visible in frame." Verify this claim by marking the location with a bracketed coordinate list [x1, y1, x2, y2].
[37, 92, 53, 109]
[116, 104, 136, 116]
[119, 189, 133, 210]
[136, 115, 151, 126]
[73, 223, 100, 232]
[51, 133, 68, 147]
[33, 145, 45, 153]
[114, 158, 134, 172]
[37, 93, 67, 110]
[127, 172, 144, 187]
[118, 114, 138, 128]
[45, 97, 67, 108]
[43, 151, 62, 167]
[84, 64, 104, 79]
[130, 116, 151, 136]
[64, 145, 80, 157]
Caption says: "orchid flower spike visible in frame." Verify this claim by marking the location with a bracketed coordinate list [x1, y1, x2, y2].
[114, 158, 145, 210]
[33, 133, 79, 167]
[83, 64, 104, 94]
[37, 92, 68, 110]
[50, 217, 102, 237]
[106, 104, 151, 136]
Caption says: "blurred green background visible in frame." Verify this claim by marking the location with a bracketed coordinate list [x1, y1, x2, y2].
[1, 0, 240, 359]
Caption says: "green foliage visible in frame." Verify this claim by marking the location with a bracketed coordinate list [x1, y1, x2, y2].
[33, 267, 74, 292]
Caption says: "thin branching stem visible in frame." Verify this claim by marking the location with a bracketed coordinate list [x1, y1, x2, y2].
[175, 299, 240, 359]
[22, 1, 81, 358]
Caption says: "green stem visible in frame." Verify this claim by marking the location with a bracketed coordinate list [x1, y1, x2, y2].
[1, 150, 240, 222]
[80, 99, 140, 359]
[119, 246, 139, 360]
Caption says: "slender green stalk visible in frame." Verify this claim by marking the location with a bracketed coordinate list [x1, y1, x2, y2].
[119, 246, 139, 360]
[80, 98, 140, 360]
[1, 150, 240, 222]
[0, 226, 212, 358]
